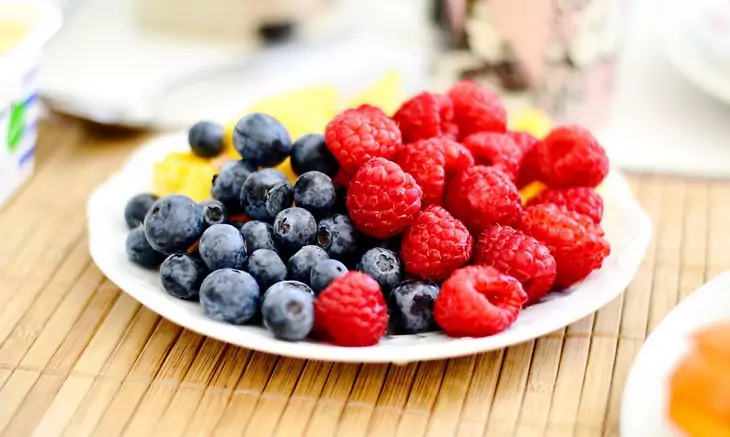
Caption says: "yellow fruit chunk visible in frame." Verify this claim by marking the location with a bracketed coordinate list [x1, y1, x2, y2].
[346, 70, 404, 116]
[153, 153, 218, 202]
[511, 109, 553, 139]
[519, 181, 546, 205]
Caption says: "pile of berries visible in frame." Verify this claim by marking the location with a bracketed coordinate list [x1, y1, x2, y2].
[124, 80, 611, 347]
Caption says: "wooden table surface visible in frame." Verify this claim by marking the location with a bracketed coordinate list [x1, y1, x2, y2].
[0, 117, 726, 437]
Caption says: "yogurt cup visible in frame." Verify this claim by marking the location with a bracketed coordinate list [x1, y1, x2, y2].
[0, 1, 61, 208]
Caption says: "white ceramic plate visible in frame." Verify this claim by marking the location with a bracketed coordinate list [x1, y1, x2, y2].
[657, 0, 730, 105]
[87, 133, 652, 363]
[620, 271, 730, 436]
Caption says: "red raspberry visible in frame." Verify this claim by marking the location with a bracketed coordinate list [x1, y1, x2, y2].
[395, 139, 447, 206]
[508, 131, 541, 188]
[445, 165, 523, 234]
[475, 226, 556, 304]
[314, 271, 388, 346]
[346, 158, 423, 238]
[448, 80, 507, 138]
[393, 92, 458, 143]
[332, 168, 354, 187]
[527, 187, 604, 223]
[441, 138, 475, 173]
[434, 265, 527, 338]
[401, 206, 473, 281]
[521, 204, 610, 289]
[462, 132, 524, 180]
[534, 125, 608, 188]
[325, 106, 402, 174]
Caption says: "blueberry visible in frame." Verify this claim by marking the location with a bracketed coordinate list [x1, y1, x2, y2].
[293, 171, 336, 217]
[198, 224, 246, 271]
[199, 199, 228, 228]
[188, 121, 224, 157]
[290, 134, 339, 177]
[211, 160, 256, 213]
[245, 249, 287, 291]
[372, 236, 402, 253]
[160, 253, 208, 300]
[332, 185, 348, 214]
[124, 193, 159, 229]
[357, 247, 403, 292]
[233, 113, 292, 167]
[125, 227, 166, 268]
[144, 195, 204, 255]
[288, 245, 328, 284]
[389, 280, 440, 334]
[199, 268, 260, 324]
[317, 214, 359, 258]
[240, 220, 277, 253]
[263, 280, 315, 299]
[240, 169, 293, 221]
[261, 281, 315, 341]
[274, 207, 317, 250]
[310, 259, 347, 293]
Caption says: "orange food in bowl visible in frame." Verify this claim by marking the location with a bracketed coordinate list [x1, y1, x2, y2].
[669, 321, 730, 437]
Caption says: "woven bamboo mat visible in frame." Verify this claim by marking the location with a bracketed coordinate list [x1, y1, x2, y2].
[0, 117, 726, 437]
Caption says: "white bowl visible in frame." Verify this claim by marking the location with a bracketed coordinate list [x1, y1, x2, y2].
[87, 133, 652, 363]
[621, 271, 730, 436]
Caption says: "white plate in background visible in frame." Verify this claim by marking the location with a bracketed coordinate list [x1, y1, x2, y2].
[620, 271, 730, 436]
[86, 133, 652, 363]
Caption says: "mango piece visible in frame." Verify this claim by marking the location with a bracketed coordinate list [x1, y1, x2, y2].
[153, 152, 218, 202]
[511, 109, 553, 139]
[346, 70, 404, 116]
[519, 181, 546, 205]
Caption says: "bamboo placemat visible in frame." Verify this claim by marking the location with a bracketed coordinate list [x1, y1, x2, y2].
[0, 117, 726, 437]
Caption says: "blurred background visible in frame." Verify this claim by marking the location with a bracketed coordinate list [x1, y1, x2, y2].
[7, 0, 730, 177]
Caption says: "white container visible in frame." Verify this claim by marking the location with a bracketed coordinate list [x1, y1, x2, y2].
[0, 1, 61, 208]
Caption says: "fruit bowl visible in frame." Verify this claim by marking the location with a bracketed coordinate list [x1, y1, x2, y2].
[87, 131, 651, 363]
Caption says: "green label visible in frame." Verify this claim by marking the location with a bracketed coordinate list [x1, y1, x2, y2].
[7, 102, 26, 152]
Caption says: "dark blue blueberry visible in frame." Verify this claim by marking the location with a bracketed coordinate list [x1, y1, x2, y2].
[310, 259, 348, 293]
[332, 185, 348, 214]
[240, 169, 292, 221]
[198, 224, 246, 271]
[317, 214, 359, 258]
[233, 113, 292, 167]
[125, 227, 166, 268]
[199, 268, 260, 324]
[144, 195, 204, 255]
[199, 199, 228, 228]
[160, 253, 208, 300]
[293, 171, 336, 217]
[188, 121, 224, 157]
[290, 134, 339, 177]
[357, 247, 403, 292]
[245, 249, 287, 291]
[240, 220, 277, 253]
[287, 245, 328, 284]
[274, 207, 317, 250]
[124, 193, 158, 229]
[211, 160, 256, 213]
[261, 281, 315, 341]
[389, 280, 440, 334]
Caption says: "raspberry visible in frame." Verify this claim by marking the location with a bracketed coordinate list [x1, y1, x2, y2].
[448, 80, 507, 138]
[534, 125, 608, 188]
[346, 158, 423, 239]
[314, 271, 388, 346]
[521, 204, 610, 289]
[401, 206, 473, 281]
[508, 131, 541, 188]
[475, 226, 556, 304]
[393, 92, 457, 143]
[462, 132, 524, 180]
[434, 265, 527, 338]
[527, 187, 604, 223]
[445, 165, 523, 234]
[441, 138, 475, 173]
[395, 139, 446, 206]
[325, 106, 402, 174]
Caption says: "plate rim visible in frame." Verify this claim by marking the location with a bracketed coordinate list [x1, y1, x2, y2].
[87, 133, 653, 363]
